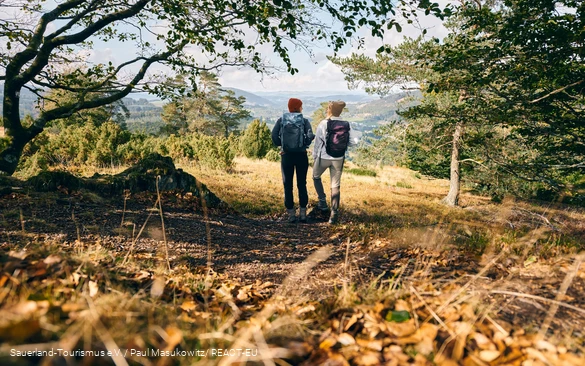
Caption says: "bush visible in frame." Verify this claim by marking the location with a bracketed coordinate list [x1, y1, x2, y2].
[346, 167, 377, 177]
[190, 134, 235, 171]
[239, 119, 273, 159]
[19, 120, 136, 173]
[265, 149, 281, 162]
[396, 181, 413, 189]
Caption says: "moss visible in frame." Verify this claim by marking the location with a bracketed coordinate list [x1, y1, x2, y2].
[27, 171, 81, 191]
[23, 153, 223, 208]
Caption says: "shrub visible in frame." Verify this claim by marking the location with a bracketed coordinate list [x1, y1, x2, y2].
[346, 167, 377, 177]
[239, 119, 273, 159]
[265, 149, 281, 162]
[190, 134, 235, 171]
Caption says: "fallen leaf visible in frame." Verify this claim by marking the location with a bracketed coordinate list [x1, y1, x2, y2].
[479, 349, 501, 362]
[534, 339, 556, 353]
[356, 338, 382, 351]
[386, 318, 417, 337]
[451, 322, 473, 361]
[353, 353, 380, 366]
[43, 254, 62, 266]
[394, 299, 410, 311]
[0, 275, 7, 287]
[180, 300, 197, 312]
[150, 277, 165, 298]
[237, 288, 249, 301]
[88, 280, 99, 297]
[320, 336, 337, 350]
[8, 250, 28, 260]
[471, 332, 494, 350]
[386, 310, 411, 322]
[338, 333, 355, 346]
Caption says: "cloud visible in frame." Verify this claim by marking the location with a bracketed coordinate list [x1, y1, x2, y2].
[218, 5, 451, 92]
[219, 59, 349, 92]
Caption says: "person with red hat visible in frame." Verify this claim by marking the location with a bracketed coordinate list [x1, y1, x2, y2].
[271, 98, 315, 223]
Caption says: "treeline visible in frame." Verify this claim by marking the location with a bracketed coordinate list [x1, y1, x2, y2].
[18, 118, 279, 176]
[333, 0, 585, 205]
[12, 72, 276, 176]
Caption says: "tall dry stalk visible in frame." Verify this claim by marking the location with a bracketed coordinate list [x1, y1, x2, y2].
[156, 176, 170, 271]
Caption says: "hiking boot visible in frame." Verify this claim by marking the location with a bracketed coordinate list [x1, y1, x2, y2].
[299, 207, 307, 223]
[328, 211, 339, 225]
[287, 209, 297, 223]
[317, 199, 329, 212]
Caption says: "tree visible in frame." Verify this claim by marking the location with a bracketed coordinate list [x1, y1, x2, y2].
[424, 0, 585, 200]
[0, 0, 448, 175]
[160, 101, 188, 136]
[331, 37, 474, 206]
[160, 72, 251, 137]
[310, 102, 330, 131]
[239, 119, 273, 159]
[335, 0, 585, 203]
[213, 89, 251, 138]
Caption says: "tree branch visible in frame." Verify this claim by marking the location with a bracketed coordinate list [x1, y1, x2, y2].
[15, 0, 151, 88]
[8, 0, 87, 75]
[530, 80, 584, 104]
[28, 46, 179, 137]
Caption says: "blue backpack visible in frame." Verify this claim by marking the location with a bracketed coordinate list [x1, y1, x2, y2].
[280, 113, 306, 152]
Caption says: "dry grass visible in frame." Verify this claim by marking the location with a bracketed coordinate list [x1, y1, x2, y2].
[186, 157, 584, 255]
[2, 156, 585, 365]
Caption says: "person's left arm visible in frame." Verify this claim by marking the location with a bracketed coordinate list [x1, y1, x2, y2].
[304, 118, 315, 147]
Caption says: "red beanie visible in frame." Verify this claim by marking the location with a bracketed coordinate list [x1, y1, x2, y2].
[288, 98, 303, 112]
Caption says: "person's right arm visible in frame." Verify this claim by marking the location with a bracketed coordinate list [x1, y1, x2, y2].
[313, 120, 326, 157]
[271, 118, 282, 146]
[347, 123, 361, 147]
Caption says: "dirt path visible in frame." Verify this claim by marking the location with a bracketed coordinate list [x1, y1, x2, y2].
[0, 191, 351, 284]
[2, 190, 585, 337]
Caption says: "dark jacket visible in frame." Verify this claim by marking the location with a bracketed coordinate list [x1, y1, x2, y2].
[271, 116, 315, 150]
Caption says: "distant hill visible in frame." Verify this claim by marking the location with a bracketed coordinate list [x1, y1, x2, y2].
[1, 84, 421, 133]
[0, 84, 41, 118]
[225, 88, 276, 107]
[344, 91, 422, 125]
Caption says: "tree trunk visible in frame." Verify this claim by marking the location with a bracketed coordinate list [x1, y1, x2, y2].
[0, 123, 41, 175]
[0, 83, 31, 175]
[442, 121, 463, 207]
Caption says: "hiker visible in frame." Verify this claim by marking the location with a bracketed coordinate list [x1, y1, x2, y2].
[271, 98, 315, 223]
[312, 100, 359, 224]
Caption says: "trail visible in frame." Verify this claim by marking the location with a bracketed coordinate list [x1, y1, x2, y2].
[2, 190, 585, 334]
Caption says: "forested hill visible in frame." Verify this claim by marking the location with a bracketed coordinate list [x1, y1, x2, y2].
[224, 88, 276, 107]
[0, 85, 163, 133]
[0, 85, 413, 130]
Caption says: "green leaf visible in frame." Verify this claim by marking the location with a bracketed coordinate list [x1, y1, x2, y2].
[386, 310, 411, 322]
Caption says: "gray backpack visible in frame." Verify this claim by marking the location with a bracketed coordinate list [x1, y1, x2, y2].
[280, 113, 306, 152]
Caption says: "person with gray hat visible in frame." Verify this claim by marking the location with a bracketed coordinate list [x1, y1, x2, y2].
[312, 101, 359, 224]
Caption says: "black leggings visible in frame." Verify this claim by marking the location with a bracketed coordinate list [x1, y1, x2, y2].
[281, 152, 309, 209]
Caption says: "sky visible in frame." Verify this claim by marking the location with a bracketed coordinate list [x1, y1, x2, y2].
[80, 2, 451, 95]
[216, 6, 450, 93]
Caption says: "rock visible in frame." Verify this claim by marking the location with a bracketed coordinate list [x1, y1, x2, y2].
[27, 170, 81, 191]
[24, 153, 223, 208]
